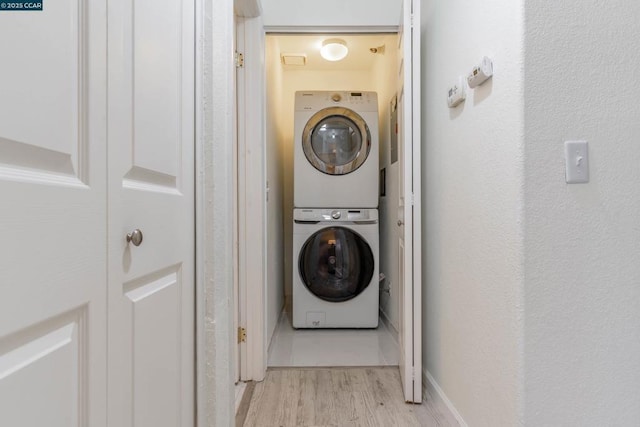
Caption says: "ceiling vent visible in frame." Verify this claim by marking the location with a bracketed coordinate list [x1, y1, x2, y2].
[281, 53, 307, 66]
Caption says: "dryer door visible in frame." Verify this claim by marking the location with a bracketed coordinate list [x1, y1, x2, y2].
[299, 226, 375, 302]
[302, 107, 371, 175]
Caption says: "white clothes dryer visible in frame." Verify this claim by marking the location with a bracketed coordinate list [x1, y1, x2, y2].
[292, 208, 379, 328]
[294, 91, 379, 208]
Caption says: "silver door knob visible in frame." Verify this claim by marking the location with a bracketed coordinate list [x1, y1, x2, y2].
[397, 220, 404, 226]
[126, 229, 143, 246]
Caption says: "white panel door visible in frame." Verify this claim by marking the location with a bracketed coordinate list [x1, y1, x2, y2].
[107, 0, 195, 425]
[0, 2, 107, 427]
[397, 0, 422, 403]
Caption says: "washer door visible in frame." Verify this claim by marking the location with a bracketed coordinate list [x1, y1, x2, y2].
[302, 107, 371, 175]
[298, 226, 375, 302]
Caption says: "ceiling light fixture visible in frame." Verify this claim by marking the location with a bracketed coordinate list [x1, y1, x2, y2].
[320, 38, 348, 61]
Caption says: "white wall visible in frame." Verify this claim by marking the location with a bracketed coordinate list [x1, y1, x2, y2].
[421, 0, 525, 424]
[523, 1, 640, 424]
[261, 0, 400, 28]
[265, 36, 285, 346]
[372, 36, 401, 330]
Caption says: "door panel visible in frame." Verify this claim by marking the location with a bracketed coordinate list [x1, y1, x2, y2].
[131, 0, 182, 179]
[1, 310, 89, 427]
[107, 0, 195, 425]
[0, 2, 107, 426]
[0, 1, 84, 176]
[125, 268, 183, 426]
[397, 0, 422, 403]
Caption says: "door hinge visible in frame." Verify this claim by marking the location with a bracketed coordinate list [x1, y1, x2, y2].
[238, 327, 247, 343]
[411, 193, 415, 206]
[235, 51, 244, 68]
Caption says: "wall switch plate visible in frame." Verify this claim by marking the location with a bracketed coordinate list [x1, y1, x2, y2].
[564, 140, 589, 183]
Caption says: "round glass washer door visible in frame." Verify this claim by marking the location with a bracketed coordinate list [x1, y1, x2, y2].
[298, 226, 374, 302]
[302, 107, 371, 175]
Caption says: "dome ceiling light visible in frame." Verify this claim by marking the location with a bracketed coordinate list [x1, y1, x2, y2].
[320, 38, 348, 62]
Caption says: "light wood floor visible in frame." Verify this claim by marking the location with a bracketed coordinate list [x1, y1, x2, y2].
[239, 367, 459, 427]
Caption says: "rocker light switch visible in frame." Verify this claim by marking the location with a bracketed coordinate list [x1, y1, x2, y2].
[564, 140, 589, 184]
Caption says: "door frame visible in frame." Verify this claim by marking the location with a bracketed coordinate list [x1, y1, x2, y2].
[236, 13, 268, 382]
[239, 23, 412, 383]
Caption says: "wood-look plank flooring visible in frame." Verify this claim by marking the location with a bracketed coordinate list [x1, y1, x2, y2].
[240, 367, 459, 427]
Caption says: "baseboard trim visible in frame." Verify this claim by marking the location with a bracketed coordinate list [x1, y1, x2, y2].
[266, 305, 287, 356]
[423, 370, 468, 427]
[378, 309, 398, 344]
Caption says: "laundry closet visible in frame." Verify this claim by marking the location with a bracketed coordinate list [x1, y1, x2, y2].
[263, 33, 403, 367]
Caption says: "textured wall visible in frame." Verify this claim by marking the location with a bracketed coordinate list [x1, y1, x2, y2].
[260, 0, 400, 28]
[421, 0, 525, 424]
[265, 36, 286, 347]
[199, 0, 235, 425]
[523, 1, 640, 424]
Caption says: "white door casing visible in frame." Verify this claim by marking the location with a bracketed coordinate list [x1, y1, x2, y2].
[0, 2, 107, 426]
[107, 0, 196, 425]
[236, 13, 267, 382]
[238, 26, 419, 395]
[234, 14, 241, 385]
[397, 0, 422, 403]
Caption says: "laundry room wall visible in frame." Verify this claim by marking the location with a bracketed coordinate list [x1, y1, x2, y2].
[265, 36, 286, 347]
[372, 35, 401, 331]
[421, 0, 525, 425]
[523, 1, 640, 424]
[260, 0, 400, 28]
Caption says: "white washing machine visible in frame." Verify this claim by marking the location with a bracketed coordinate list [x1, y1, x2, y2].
[294, 91, 379, 208]
[293, 208, 379, 328]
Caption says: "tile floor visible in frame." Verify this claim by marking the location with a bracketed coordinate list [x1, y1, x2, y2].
[267, 310, 399, 367]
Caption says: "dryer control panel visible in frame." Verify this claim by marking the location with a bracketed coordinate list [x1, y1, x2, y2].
[294, 208, 378, 223]
[295, 91, 378, 112]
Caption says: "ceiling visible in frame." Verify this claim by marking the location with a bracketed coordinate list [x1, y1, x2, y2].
[270, 34, 396, 72]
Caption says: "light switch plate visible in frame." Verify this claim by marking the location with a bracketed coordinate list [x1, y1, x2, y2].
[564, 140, 589, 184]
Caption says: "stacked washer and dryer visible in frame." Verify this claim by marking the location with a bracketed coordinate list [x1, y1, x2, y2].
[292, 91, 380, 328]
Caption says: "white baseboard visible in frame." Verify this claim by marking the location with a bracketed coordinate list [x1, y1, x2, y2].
[378, 308, 398, 343]
[378, 309, 398, 343]
[423, 370, 468, 427]
[267, 305, 287, 356]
